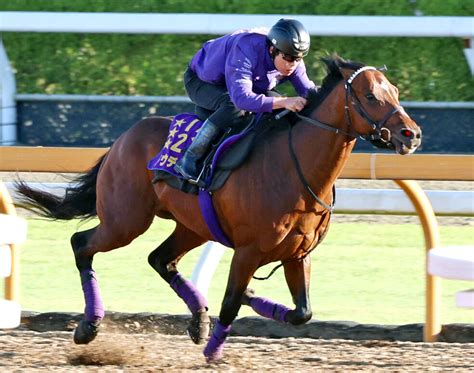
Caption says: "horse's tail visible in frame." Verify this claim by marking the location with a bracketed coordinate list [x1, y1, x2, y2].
[15, 153, 108, 220]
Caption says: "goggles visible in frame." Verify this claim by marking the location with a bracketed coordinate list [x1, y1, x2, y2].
[279, 51, 303, 63]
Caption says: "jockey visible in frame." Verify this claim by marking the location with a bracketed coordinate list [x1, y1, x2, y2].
[175, 18, 316, 182]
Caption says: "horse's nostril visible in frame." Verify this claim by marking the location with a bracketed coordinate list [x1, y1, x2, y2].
[400, 129, 414, 138]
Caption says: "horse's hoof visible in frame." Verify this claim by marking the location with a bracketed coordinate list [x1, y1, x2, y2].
[205, 352, 223, 364]
[187, 310, 210, 345]
[73, 320, 100, 344]
[203, 342, 224, 363]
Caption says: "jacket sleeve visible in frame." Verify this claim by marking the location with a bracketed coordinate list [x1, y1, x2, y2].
[289, 61, 316, 97]
[224, 44, 274, 113]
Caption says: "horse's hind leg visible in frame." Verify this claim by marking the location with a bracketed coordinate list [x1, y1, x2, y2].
[148, 223, 209, 344]
[70, 227, 103, 344]
[71, 216, 154, 344]
[241, 255, 312, 325]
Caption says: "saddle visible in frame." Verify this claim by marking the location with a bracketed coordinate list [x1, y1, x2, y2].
[148, 112, 284, 194]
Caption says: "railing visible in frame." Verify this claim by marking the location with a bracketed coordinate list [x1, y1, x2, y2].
[0, 12, 472, 37]
[1, 146, 473, 340]
[0, 146, 471, 180]
[1, 12, 473, 144]
[0, 181, 25, 329]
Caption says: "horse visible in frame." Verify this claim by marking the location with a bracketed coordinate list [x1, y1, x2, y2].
[15, 55, 422, 363]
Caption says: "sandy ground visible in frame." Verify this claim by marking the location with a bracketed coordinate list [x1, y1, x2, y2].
[1, 329, 473, 372]
[1, 174, 472, 371]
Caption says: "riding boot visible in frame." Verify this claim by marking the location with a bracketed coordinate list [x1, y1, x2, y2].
[174, 119, 220, 182]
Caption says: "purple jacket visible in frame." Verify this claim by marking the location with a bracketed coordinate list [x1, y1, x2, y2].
[190, 30, 315, 113]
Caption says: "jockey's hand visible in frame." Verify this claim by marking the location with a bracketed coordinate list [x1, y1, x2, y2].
[285, 97, 307, 112]
[273, 96, 307, 112]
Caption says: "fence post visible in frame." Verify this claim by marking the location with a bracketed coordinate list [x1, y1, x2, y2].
[0, 181, 21, 302]
[394, 180, 441, 342]
[0, 37, 17, 145]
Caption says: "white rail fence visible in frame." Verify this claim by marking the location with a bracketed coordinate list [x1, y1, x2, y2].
[1, 12, 472, 37]
[1, 12, 473, 144]
[5, 182, 474, 216]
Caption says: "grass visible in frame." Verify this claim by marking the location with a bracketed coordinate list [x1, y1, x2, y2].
[2, 217, 473, 325]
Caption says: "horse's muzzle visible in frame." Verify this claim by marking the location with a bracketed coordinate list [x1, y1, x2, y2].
[391, 127, 422, 155]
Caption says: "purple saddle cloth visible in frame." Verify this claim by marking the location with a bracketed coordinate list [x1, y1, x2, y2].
[147, 112, 260, 191]
[147, 112, 264, 248]
[147, 113, 203, 176]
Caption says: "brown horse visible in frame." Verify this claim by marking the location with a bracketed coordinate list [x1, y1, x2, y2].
[16, 56, 421, 362]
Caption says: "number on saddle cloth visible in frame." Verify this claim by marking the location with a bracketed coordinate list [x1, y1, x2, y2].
[148, 112, 263, 192]
[147, 113, 204, 176]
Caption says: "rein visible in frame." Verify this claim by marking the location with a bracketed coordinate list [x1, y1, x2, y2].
[254, 65, 399, 281]
[253, 122, 336, 281]
[288, 123, 335, 212]
[295, 65, 400, 146]
[253, 244, 316, 280]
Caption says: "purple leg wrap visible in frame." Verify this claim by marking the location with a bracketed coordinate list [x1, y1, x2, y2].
[203, 319, 231, 362]
[80, 269, 104, 322]
[249, 296, 290, 322]
[170, 273, 208, 314]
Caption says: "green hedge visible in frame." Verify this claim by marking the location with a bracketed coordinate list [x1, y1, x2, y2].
[1, 0, 473, 101]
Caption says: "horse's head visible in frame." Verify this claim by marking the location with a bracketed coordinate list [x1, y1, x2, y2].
[315, 56, 422, 155]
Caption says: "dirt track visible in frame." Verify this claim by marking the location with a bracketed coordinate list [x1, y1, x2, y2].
[1, 175, 472, 371]
[1, 329, 473, 372]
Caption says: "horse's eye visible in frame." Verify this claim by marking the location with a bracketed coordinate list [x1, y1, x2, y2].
[366, 93, 376, 101]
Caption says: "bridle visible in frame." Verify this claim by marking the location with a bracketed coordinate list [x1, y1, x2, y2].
[344, 66, 400, 146]
[258, 66, 405, 281]
[287, 65, 402, 213]
[293, 65, 401, 146]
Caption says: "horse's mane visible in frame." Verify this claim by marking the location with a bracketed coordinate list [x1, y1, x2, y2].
[256, 55, 366, 144]
[302, 55, 365, 114]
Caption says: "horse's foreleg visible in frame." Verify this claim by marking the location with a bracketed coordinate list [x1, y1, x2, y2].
[204, 249, 260, 363]
[148, 223, 209, 344]
[282, 255, 312, 324]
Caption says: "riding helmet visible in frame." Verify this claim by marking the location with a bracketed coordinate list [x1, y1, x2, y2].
[267, 18, 310, 58]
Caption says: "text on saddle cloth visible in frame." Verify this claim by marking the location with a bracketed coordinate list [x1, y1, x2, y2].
[148, 112, 263, 188]
[147, 113, 203, 176]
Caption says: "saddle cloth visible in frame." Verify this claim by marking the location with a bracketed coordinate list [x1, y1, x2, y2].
[148, 113, 267, 194]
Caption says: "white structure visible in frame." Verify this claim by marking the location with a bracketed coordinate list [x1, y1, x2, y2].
[1, 13, 472, 37]
[190, 242, 226, 297]
[0, 38, 16, 145]
[0, 12, 473, 144]
[0, 213, 26, 328]
[6, 182, 474, 216]
[428, 246, 474, 308]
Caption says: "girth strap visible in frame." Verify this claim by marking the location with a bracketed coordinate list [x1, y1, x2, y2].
[198, 189, 233, 248]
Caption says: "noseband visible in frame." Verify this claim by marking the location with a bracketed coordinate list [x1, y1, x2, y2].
[294, 65, 400, 145]
[344, 66, 400, 145]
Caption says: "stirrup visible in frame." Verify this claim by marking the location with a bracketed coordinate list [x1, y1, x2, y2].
[186, 166, 206, 187]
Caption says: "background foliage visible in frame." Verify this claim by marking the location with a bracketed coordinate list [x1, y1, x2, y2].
[1, 0, 473, 101]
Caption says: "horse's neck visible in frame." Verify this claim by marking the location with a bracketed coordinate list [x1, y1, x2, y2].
[294, 93, 356, 196]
